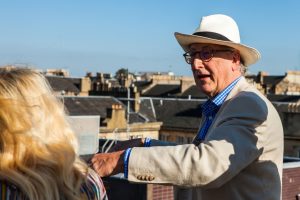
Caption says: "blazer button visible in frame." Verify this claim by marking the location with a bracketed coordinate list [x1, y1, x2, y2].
[141, 175, 146, 180]
[148, 176, 155, 181]
[137, 175, 142, 180]
[145, 175, 150, 181]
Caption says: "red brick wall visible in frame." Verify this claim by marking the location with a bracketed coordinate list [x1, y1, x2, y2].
[146, 167, 300, 200]
[282, 167, 300, 200]
[148, 184, 174, 200]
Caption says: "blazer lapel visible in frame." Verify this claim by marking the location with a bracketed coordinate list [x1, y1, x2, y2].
[203, 77, 249, 140]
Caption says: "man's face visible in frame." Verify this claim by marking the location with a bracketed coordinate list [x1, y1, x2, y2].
[188, 43, 241, 98]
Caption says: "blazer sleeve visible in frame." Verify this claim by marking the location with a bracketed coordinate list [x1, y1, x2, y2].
[127, 92, 274, 188]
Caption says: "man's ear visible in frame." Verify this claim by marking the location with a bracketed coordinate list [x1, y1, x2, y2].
[232, 51, 241, 64]
[232, 51, 241, 71]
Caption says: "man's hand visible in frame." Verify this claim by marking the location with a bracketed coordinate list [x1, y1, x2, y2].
[109, 138, 144, 152]
[91, 150, 125, 177]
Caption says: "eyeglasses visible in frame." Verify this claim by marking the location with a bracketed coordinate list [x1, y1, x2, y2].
[183, 46, 234, 64]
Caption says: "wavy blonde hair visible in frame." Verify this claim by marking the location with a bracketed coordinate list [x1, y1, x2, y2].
[0, 67, 88, 200]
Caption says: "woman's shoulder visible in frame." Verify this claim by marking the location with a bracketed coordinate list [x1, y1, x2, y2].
[80, 168, 108, 200]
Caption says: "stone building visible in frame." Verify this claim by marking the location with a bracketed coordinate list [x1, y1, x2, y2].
[246, 70, 300, 95]
[62, 96, 161, 143]
[275, 71, 300, 95]
[273, 102, 300, 157]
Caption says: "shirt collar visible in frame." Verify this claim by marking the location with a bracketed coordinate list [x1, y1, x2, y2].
[202, 76, 242, 117]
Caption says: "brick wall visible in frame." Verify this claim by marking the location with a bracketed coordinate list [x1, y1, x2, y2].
[282, 165, 300, 200]
[104, 163, 300, 200]
[148, 184, 174, 200]
[147, 165, 300, 200]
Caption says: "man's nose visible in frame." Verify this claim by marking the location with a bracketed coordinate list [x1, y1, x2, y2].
[191, 57, 204, 70]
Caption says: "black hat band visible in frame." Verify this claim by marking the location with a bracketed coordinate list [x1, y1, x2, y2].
[193, 31, 231, 42]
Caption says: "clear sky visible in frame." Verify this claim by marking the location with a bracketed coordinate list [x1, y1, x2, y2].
[0, 0, 299, 77]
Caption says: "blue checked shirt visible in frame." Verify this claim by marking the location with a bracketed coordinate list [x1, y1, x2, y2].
[194, 76, 242, 144]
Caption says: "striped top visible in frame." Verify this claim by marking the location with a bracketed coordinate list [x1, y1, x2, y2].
[81, 169, 108, 200]
[0, 182, 26, 200]
[0, 169, 108, 200]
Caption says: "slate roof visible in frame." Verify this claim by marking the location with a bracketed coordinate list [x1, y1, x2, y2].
[46, 76, 80, 93]
[63, 96, 119, 118]
[263, 76, 285, 85]
[139, 98, 205, 131]
[67, 78, 81, 89]
[267, 94, 300, 102]
[245, 74, 285, 86]
[128, 112, 148, 124]
[142, 84, 181, 97]
[117, 98, 153, 123]
[138, 99, 157, 122]
[179, 85, 207, 99]
[63, 96, 148, 125]
[134, 80, 152, 92]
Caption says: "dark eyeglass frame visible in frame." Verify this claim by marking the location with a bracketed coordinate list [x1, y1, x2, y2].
[183, 47, 234, 64]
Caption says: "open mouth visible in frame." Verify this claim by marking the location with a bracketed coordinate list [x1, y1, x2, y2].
[196, 73, 210, 79]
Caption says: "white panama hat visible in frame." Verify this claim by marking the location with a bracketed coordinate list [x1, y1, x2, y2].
[174, 14, 261, 66]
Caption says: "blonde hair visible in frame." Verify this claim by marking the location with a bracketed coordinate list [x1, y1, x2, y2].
[0, 67, 88, 200]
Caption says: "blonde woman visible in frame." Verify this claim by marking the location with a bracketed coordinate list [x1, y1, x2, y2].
[0, 67, 108, 200]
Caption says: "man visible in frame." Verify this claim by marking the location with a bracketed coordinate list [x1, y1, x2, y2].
[92, 14, 283, 200]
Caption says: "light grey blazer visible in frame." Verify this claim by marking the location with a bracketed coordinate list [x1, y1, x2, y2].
[127, 77, 284, 200]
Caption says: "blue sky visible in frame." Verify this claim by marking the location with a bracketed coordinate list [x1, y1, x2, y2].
[0, 0, 299, 77]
